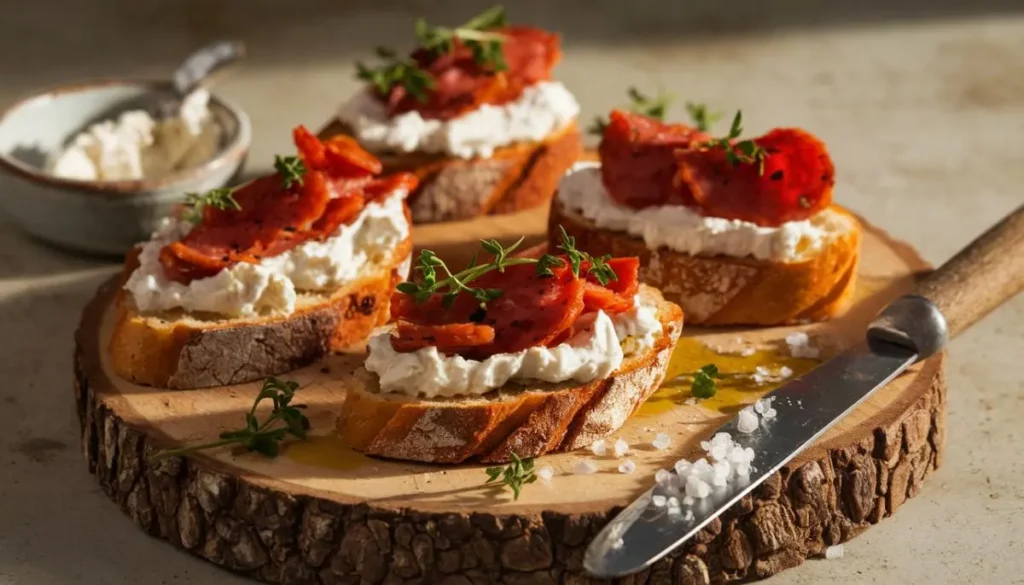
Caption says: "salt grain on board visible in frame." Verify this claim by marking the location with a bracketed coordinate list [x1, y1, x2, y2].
[785, 331, 820, 358]
[536, 465, 554, 484]
[825, 545, 845, 559]
[652, 432, 671, 450]
[613, 438, 630, 457]
[574, 460, 598, 475]
[590, 439, 608, 456]
[618, 460, 637, 474]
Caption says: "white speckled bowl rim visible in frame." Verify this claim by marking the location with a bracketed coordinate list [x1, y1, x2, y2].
[0, 78, 251, 197]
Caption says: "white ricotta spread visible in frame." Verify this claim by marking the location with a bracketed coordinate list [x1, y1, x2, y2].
[49, 90, 220, 181]
[124, 189, 410, 318]
[365, 295, 662, 398]
[337, 81, 580, 160]
[557, 165, 833, 262]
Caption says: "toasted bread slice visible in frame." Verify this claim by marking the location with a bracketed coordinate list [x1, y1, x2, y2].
[108, 236, 412, 390]
[319, 120, 582, 223]
[336, 285, 683, 464]
[550, 198, 861, 326]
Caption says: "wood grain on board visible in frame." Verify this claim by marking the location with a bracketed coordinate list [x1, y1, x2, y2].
[74, 207, 946, 585]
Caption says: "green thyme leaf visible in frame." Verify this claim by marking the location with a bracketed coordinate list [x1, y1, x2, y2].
[274, 155, 307, 189]
[183, 187, 240, 224]
[589, 87, 675, 137]
[685, 102, 721, 132]
[691, 364, 721, 399]
[485, 452, 537, 500]
[147, 377, 309, 462]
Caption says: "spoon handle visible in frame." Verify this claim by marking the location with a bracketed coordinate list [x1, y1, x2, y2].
[172, 40, 247, 96]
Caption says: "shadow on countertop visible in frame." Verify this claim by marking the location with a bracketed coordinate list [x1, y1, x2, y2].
[3, 0, 1023, 90]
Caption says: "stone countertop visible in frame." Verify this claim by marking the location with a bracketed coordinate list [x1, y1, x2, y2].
[1, 2, 1022, 584]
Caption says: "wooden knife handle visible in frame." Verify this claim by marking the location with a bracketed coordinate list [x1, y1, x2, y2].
[914, 204, 1024, 339]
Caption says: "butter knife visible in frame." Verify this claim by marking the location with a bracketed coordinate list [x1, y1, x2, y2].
[584, 204, 1024, 578]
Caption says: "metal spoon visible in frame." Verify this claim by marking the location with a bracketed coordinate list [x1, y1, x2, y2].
[151, 40, 247, 119]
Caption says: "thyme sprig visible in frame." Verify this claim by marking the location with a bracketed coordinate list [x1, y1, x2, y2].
[485, 453, 537, 500]
[588, 86, 675, 136]
[395, 226, 618, 309]
[274, 155, 307, 189]
[685, 102, 722, 132]
[147, 378, 310, 462]
[356, 6, 508, 98]
[416, 5, 508, 70]
[701, 111, 768, 175]
[183, 187, 240, 223]
[356, 47, 435, 102]
[689, 364, 722, 398]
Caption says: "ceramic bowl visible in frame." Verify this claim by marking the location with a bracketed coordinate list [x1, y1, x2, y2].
[0, 79, 250, 255]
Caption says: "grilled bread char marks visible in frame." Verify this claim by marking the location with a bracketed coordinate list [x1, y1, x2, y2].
[321, 115, 582, 223]
[109, 128, 418, 390]
[109, 240, 411, 389]
[338, 285, 683, 464]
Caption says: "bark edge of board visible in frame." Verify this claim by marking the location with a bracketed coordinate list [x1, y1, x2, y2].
[74, 280, 948, 585]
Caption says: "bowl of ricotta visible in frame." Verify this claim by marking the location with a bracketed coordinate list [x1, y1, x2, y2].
[0, 79, 250, 255]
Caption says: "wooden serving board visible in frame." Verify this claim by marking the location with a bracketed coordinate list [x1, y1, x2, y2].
[73, 208, 946, 585]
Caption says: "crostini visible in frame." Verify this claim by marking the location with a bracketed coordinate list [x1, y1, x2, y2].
[550, 109, 861, 326]
[336, 235, 684, 463]
[320, 6, 583, 223]
[109, 126, 418, 389]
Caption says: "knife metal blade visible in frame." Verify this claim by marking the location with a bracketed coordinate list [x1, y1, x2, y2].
[583, 339, 919, 578]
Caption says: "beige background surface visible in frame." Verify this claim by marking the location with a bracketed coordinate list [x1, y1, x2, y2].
[1, 1, 1023, 584]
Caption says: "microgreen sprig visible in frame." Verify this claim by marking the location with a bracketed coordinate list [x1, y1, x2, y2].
[183, 187, 240, 224]
[356, 47, 435, 102]
[395, 226, 615, 309]
[689, 364, 722, 398]
[416, 5, 508, 70]
[274, 155, 307, 189]
[357, 6, 508, 99]
[701, 111, 768, 175]
[485, 453, 537, 500]
[147, 378, 310, 462]
[685, 102, 722, 132]
[588, 86, 676, 136]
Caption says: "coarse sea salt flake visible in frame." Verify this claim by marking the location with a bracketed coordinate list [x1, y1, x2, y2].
[779, 366, 794, 378]
[754, 400, 766, 414]
[618, 459, 637, 474]
[536, 465, 555, 484]
[825, 545, 844, 559]
[655, 469, 672, 484]
[574, 460, 598, 475]
[737, 407, 759, 433]
[591, 439, 607, 456]
[652, 432, 671, 450]
[682, 495, 695, 506]
[764, 408, 778, 420]
[667, 496, 680, 508]
[614, 438, 630, 457]
[652, 494, 667, 507]
[684, 510, 694, 521]
[785, 332, 820, 358]
[674, 459, 691, 476]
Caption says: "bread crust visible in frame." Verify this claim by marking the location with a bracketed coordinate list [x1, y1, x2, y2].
[549, 200, 861, 326]
[336, 285, 683, 464]
[319, 119, 582, 223]
[108, 237, 412, 390]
